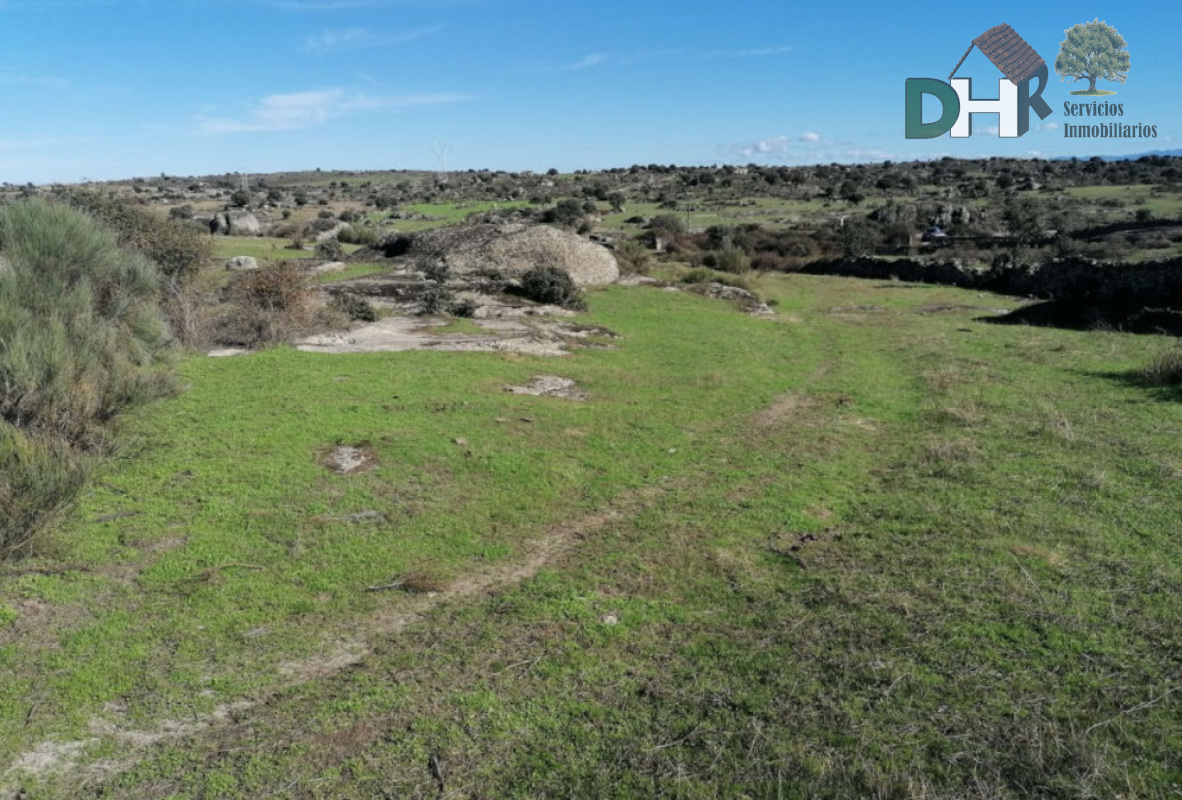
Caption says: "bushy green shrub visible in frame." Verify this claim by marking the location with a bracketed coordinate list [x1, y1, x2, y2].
[679, 267, 753, 291]
[0, 199, 176, 557]
[649, 214, 687, 236]
[66, 191, 211, 284]
[330, 292, 378, 322]
[517, 265, 587, 310]
[615, 239, 652, 274]
[337, 224, 380, 247]
[709, 245, 750, 274]
[315, 238, 345, 261]
[0, 200, 174, 442]
[418, 283, 454, 315]
[542, 199, 586, 227]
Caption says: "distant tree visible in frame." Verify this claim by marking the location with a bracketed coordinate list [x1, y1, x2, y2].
[607, 191, 627, 213]
[1055, 18, 1130, 93]
[542, 198, 586, 227]
[1003, 198, 1049, 243]
[229, 189, 251, 208]
[839, 179, 865, 206]
[840, 219, 879, 258]
[648, 214, 686, 236]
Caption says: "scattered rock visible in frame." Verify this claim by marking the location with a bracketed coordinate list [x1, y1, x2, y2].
[452, 437, 469, 447]
[225, 256, 259, 271]
[600, 614, 620, 626]
[206, 348, 250, 358]
[297, 314, 614, 358]
[685, 283, 774, 315]
[311, 261, 348, 274]
[504, 375, 589, 401]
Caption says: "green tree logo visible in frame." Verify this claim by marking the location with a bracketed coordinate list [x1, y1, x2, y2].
[1054, 18, 1130, 95]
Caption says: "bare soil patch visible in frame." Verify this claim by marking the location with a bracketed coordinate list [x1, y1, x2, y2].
[504, 375, 589, 401]
[320, 444, 377, 475]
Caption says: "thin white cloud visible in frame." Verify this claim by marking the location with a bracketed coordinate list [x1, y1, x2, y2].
[565, 53, 608, 70]
[731, 135, 792, 160]
[724, 134, 894, 164]
[706, 45, 795, 59]
[732, 45, 796, 57]
[304, 25, 442, 54]
[0, 73, 69, 89]
[1040, 122, 1060, 131]
[197, 89, 471, 134]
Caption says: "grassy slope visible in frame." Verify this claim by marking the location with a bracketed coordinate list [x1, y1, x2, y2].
[1, 275, 1179, 798]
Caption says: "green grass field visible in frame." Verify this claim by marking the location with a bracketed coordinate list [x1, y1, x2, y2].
[210, 236, 316, 263]
[1, 274, 1179, 798]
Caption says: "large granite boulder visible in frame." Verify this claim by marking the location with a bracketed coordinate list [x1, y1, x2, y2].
[210, 209, 262, 237]
[359, 224, 619, 286]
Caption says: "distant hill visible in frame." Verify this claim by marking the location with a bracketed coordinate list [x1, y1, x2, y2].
[1053, 149, 1182, 161]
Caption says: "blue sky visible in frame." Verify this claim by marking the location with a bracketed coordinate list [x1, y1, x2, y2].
[0, 0, 1177, 183]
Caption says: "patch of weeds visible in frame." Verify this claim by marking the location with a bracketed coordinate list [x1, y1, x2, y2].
[1133, 346, 1182, 387]
[916, 436, 981, 476]
[678, 267, 752, 291]
[329, 292, 378, 322]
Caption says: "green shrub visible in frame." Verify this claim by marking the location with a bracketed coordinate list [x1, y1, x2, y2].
[0, 200, 174, 443]
[517, 265, 587, 310]
[0, 426, 87, 559]
[330, 292, 378, 322]
[679, 267, 753, 291]
[418, 283, 454, 315]
[337, 225, 380, 247]
[66, 191, 211, 284]
[615, 239, 652, 274]
[712, 245, 750, 274]
[315, 238, 345, 261]
[649, 214, 687, 236]
[0, 199, 176, 557]
[542, 199, 586, 228]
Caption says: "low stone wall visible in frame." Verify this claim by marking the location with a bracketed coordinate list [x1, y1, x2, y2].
[798, 256, 1182, 308]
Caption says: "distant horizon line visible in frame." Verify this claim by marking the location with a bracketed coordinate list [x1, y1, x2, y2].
[9, 150, 1182, 188]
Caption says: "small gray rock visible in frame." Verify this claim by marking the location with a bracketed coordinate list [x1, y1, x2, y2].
[225, 256, 259, 271]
